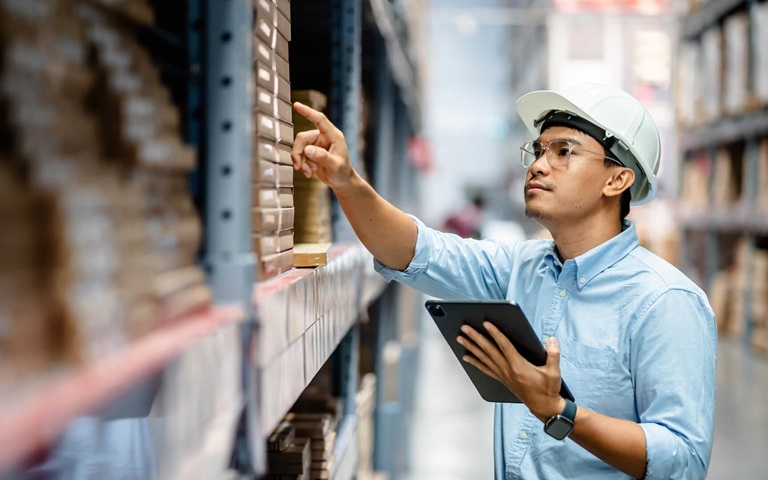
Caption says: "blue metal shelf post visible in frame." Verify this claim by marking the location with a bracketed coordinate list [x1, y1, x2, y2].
[201, 0, 260, 473]
[330, 0, 362, 243]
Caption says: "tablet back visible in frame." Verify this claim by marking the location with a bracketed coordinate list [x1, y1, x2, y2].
[425, 300, 574, 404]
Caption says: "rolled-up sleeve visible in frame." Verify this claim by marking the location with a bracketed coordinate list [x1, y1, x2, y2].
[631, 289, 718, 480]
[374, 215, 519, 300]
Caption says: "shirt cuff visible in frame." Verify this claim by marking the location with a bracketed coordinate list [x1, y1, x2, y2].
[640, 422, 678, 480]
[373, 215, 430, 281]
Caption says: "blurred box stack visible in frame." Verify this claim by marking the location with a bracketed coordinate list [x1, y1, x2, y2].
[676, 42, 700, 127]
[0, 167, 56, 393]
[266, 422, 311, 480]
[751, 250, 768, 353]
[700, 26, 722, 123]
[753, 3, 768, 105]
[680, 152, 711, 208]
[723, 13, 749, 114]
[711, 148, 739, 205]
[0, 0, 210, 392]
[253, 0, 294, 280]
[759, 139, 768, 210]
[265, 387, 343, 480]
[292, 90, 332, 246]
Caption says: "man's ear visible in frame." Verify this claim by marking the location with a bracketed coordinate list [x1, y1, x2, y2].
[603, 167, 635, 198]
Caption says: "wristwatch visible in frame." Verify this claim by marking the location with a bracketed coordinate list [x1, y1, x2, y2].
[544, 398, 576, 440]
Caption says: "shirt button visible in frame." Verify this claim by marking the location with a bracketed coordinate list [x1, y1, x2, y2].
[579, 277, 586, 284]
[559, 289, 566, 297]
[519, 432, 528, 440]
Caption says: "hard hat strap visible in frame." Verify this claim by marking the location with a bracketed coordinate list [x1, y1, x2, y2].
[536, 110, 619, 162]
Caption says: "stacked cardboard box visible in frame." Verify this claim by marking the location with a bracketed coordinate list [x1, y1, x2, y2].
[751, 250, 768, 353]
[267, 422, 312, 480]
[0, 166, 56, 394]
[758, 139, 768, 210]
[681, 153, 711, 208]
[266, 392, 342, 480]
[753, 3, 768, 105]
[0, 0, 210, 380]
[711, 148, 739, 205]
[84, 10, 211, 325]
[723, 13, 749, 115]
[292, 90, 332, 245]
[253, 0, 294, 280]
[700, 26, 723, 123]
[676, 42, 700, 127]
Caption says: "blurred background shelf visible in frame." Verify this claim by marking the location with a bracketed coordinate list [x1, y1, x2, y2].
[680, 110, 768, 150]
[0, 306, 244, 473]
[681, 0, 745, 38]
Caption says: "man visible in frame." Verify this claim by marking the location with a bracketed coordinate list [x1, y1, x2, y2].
[291, 83, 717, 479]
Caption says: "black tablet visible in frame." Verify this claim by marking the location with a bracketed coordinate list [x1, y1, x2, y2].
[425, 300, 574, 404]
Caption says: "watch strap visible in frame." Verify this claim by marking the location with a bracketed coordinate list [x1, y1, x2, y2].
[561, 398, 577, 422]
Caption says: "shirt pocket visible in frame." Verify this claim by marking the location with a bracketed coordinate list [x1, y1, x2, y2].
[560, 338, 614, 411]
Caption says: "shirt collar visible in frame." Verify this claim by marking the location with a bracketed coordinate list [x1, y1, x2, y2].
[543, 221, 639, 289]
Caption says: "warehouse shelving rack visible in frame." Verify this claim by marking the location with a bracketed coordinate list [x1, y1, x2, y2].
[676, 0, 768, 348]
[0, 0, 424, 478]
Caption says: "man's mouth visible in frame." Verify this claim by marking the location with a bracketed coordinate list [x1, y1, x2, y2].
[525, 182, 551, 193]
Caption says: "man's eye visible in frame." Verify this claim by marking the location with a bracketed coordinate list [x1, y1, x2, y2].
[555, 146, 570, 157]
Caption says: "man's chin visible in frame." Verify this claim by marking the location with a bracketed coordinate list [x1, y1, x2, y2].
[525, 205, 554, 226]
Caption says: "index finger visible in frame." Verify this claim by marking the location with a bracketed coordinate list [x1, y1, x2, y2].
[293, 102, 343, 140]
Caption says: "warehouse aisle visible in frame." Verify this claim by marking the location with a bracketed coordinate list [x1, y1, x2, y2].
[405, 312, 495, 480]
[708, 337, 768, 478]
[406, 317, 768, 479]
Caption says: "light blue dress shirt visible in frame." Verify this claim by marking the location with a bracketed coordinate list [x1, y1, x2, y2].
[375, 217, 717, 480]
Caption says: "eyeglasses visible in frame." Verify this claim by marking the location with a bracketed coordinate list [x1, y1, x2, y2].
[520, 139, 623, 168]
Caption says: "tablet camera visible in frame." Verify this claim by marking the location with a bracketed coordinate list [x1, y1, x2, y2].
[429, 304, 446, 317]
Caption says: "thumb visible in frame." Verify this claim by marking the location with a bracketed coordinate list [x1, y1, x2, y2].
[545, 337, 561, 373]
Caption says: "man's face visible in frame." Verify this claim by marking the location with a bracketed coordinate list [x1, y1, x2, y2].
[523, 126, 615, 227]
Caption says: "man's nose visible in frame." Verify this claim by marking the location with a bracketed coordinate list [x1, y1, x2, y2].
[529, 150, 550, 175]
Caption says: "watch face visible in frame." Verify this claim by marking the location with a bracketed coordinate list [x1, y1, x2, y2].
[545, 418, 573, 440]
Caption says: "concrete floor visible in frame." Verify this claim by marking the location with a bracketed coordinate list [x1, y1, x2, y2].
[406, 315, 768, 479]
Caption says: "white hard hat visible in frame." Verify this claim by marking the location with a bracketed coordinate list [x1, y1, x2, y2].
[516, 83, 661, 206]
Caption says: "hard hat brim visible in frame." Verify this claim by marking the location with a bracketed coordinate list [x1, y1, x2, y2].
[516, 90, 658, 206]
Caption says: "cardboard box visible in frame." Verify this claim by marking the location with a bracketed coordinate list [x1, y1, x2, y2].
[258, 139, 282, 164]
[254, 37, 276, 66]
[256, 62, 277, 94]
[752, 3, 768, 104]
[253, 207, 282, 232]
[254, 158, 280, 186]
[259, 249, 294, 279]
[255, 13, 276, 45]
[257, 89, 278, 116]
[257, 113, 279, 141]
[701, 26, 723, 122]
[275, 0, 290, 21]
[276, 8, 291, 42]
[254, 187, 280, 208]
[277, 74, 291, 102]
[275, 54, 290, 82]
[758, 139, 768, 210]
[275, 31, 289, 62]
[278, 120, 294, 146]
[277, 98, 293, 123]
[723, 13, 749, 115]
[278, 163, 295, 187]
